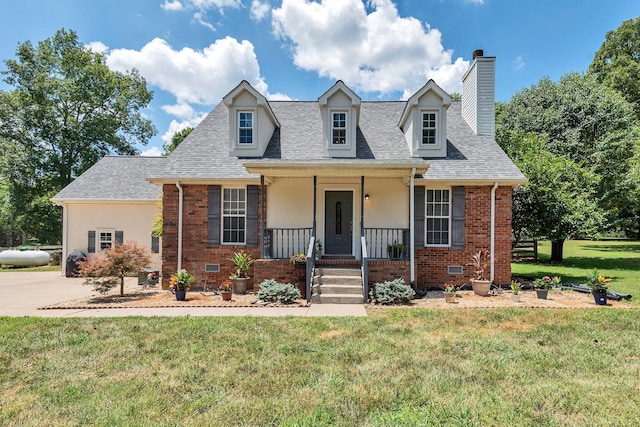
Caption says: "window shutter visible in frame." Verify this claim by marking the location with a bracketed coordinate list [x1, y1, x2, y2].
[451, 186, 465, 249]
[115, 231, 124, 245]
[207, 185, 221, 247]
[246, 185, 259, 247]
[151, 236, 160, 253]
[88, 231, 96, 253]
[414, 186, 425, 247]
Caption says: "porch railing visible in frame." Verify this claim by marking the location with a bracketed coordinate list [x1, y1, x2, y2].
[306, 236, 315, 304]
[363, 228, 410, 260]
[264, 228, 313, 259]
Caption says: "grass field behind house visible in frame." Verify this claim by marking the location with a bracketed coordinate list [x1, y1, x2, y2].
[511, 240, 640, 305]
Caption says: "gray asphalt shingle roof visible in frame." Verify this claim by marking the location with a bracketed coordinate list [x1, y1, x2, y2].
[52, 156, 165, 201]
[150, 100, 525, 183]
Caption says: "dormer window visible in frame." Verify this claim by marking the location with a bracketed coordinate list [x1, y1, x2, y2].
[332, 112, 347, 145]
[238, 111, 254, 144]
[421, 111, 437, 145]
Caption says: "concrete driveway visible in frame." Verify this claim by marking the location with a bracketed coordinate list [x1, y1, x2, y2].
[0, 271, 367, 317]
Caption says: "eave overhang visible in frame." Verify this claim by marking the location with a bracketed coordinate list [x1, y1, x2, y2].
[243, 160, 429, 178]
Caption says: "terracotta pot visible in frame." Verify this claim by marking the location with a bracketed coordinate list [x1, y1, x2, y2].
[444, 292, 456, 303]
[221, 291, 232, 301]
[294, 264, 306, 279]
[471, 279, 491, 296]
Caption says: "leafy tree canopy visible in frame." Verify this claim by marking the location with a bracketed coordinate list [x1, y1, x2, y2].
[589, 17, 640, 118]
[162, 126, 193, 156]
[0, 28, 157, 243]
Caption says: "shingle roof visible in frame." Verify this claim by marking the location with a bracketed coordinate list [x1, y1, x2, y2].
[149, 100, 525, 183]
[52, 156, 165, 201]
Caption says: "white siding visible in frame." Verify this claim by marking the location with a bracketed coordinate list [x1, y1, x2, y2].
[462, 56, 495, 137]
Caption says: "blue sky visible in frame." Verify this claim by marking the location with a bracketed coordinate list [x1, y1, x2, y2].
[2, 0, 639, 156]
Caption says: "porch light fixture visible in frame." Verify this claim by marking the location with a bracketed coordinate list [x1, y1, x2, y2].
[365, 194, 370, 200]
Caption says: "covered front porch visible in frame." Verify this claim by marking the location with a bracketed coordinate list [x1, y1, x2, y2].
[245, 160, 428, 303]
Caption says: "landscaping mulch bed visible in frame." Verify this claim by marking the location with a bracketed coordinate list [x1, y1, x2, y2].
[40, 289, 309, 310]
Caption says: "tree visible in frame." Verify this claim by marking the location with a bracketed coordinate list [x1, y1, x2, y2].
[589, 17, 640, 118]
[162, 126, 193, 155]
[79, 241, 152, 296]
[501, 130, 603, 262]
[497, 74, 640, 242]
[0, 28, 157, 242]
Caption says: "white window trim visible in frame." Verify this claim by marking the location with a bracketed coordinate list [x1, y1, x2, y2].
[237, 110, 256, 146]
[425, 188, 451, 247]
[221, 187, 247, 245]
[97, 229, 115, 252]
[330, 110, 348, 146]
[421, 110, 438, 145]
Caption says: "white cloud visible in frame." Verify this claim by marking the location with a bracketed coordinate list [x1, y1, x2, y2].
[86, 41, 109, 54]
[106, 37, 268, 106]
[161, 114, 207, 145]
[161, 0, 183, 11]
[513, 55, 525, 71]
[272, 0, 469, 96]
[161, 103, 197, 120]
[193, 11, 217, 31]
[465, 0, 485, 4]
[251, 0, 271, 22]
[141, 146, 164, 156]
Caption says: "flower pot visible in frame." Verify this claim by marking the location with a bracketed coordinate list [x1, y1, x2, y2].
[471, 279, 491, 296]
[593, 293, 607, 305]
[512, 294, 521, 303]
[175, 289, 186, 301]
[444, 292, 456, 303]
[535, 289, 548, 299]
[221, 291, 232, 301]
[232, 278, 249, 294]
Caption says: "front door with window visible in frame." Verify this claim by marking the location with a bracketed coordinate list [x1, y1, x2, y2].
[324, 191, 353, 255]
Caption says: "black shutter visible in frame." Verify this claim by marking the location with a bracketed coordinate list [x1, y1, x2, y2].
[208, 185, 221, 247]
[115, 231, 124, 245]
[414, 186, 425, 247]
[88, 231, 96, 253]
[246, 185, 259, 247]
[451, 186, 465, 249]
[151, 236, 160, 253]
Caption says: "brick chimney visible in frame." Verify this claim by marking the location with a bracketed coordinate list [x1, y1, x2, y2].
[461, 49, 496, 137]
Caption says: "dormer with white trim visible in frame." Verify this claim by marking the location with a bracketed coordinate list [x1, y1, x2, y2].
[398, 80, 452, 158]
[223, 80, 279, 158]
[318, 81, 361, 158]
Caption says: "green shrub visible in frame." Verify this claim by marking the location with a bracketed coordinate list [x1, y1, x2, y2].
[369, 278, 415, 305]
[257, 279, 301, 304]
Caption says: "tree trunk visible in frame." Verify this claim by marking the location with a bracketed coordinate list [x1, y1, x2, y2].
[550, 239, 565, 263]
[120, 275, 125, 296]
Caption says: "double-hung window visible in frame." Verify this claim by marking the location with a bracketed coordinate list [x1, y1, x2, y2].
[426, 189, 450, 245]
[98, 230, 114, 251]
[238, 112, 253, 144]
[222, 188, 246, 244]
[421, 111, 437, 145]
[332, 112, 347, 145]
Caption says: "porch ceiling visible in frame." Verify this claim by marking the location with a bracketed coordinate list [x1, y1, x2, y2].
[243, 160, 428, 178]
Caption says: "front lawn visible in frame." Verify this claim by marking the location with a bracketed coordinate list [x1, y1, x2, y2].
[512, 239, 640, 305]
[1, 311, 639, 426]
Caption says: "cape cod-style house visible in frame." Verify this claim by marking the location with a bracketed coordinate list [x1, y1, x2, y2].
[53, 50, 526, 302]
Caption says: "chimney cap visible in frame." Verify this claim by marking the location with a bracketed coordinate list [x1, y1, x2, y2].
[472, 49, 484, 60]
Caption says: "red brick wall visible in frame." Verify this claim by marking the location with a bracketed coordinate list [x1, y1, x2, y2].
[162, 184, 513, 292]
[414, 185, 512, 288]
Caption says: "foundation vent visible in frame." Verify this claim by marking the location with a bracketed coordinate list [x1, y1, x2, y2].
[448, 265, 463, 275]
[205, 264, 220, 273]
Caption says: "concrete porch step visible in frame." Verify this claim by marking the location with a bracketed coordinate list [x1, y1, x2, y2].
[313, 282, 362, 295]
[312, 266, 364, 304]
[316, 267, 361, 277]
[311, 293, 364, 304]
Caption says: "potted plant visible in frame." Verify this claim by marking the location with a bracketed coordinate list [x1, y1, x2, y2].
[551, 275, 562, 293]
[229, 250, 253, 294]
[387, 241, 406, 259]
[533, 276, 553, 299]
[586, 269, 611, 306]
[443, 280, 457, 303]
[219, 279, 233, 301]
[146, 271, 158, 287]
[169, 269, 195, 301]
[468, 249, 491, 296]
[510, 280, 522, 302]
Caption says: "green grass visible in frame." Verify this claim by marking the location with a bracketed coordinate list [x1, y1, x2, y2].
[512, 240, 640, 306]
[0, 264, 61, 272]
[1, 311, 639, 426]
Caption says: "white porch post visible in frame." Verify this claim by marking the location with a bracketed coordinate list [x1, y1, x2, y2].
[410, 168, 416, 286]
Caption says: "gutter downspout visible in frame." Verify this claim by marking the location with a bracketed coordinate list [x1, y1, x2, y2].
[61, 203, 68, 276]
[410, 168, 416, 287]
[490, 181, 499, 282]
[176, 181, 184, 271]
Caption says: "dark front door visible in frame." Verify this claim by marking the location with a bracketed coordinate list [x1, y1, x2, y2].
[325, 191, 353, 255]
